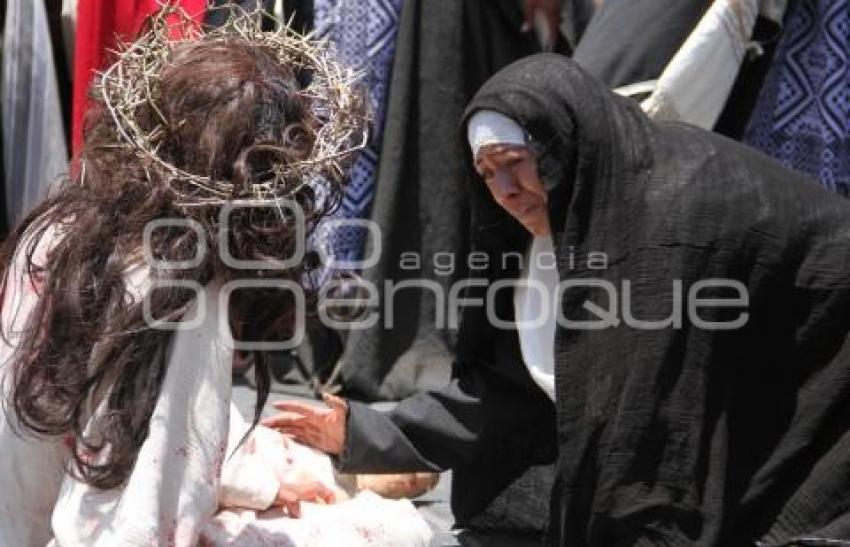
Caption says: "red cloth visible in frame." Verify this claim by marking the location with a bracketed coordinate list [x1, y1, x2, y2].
[71, 0, 207, 156]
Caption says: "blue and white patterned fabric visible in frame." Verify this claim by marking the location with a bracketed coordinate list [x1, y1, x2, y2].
[743, 0, 850, 197]
[312, 0, 403, 270]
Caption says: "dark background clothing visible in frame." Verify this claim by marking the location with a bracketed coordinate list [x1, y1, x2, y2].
[334, 0, 471, 401]
[573, 0, 711, 88]
[337, 0, 569, 402]
[282, 0, 312, 33]
[206, 0, 280, 31]
[714, 13, 786, 140]
[560, 0, 596, 52]
[45, 0, 72, 153]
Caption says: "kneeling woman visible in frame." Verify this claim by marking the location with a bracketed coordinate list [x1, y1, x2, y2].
[272, 54, 850, 546]
[0, 11, 431, 547]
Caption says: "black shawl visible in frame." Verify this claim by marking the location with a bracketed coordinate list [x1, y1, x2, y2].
[464, 54, 850, 546]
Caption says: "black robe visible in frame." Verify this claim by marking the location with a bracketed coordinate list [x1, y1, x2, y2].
[467, 54, 850, 546]
[340, 55, 850, 546]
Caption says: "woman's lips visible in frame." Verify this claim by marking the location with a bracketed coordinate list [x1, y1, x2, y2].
[517, 203, 539, 216]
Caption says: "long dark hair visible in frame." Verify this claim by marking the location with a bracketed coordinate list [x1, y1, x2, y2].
[0, 38, 345, 489]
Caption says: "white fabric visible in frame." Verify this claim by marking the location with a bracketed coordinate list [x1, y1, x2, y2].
[206, 412, 432, 546]
[613, 80, 658, 99]
[206, 490, 432, 547]
[513, 236, 558, 401]
[61, 0, 78, 73]
[50, 277, 232, 546]
[3, 0, 69, 227]
[467, 109, 527, 159]
[0, 228, 432, 547]
[0, 223, 65, 547]
[641, 0, 761, 129]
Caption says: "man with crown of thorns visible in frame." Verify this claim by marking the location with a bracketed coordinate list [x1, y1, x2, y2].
[0, 5, 434, 546]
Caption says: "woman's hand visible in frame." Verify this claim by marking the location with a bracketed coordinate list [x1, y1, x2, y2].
[261, 393, 348, 456]
[274, 481, 337, 518]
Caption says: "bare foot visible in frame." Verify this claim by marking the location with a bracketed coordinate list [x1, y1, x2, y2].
[351, 473, 440, 499]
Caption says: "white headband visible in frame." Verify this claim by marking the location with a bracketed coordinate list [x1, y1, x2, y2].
[467, 110, 527, 159]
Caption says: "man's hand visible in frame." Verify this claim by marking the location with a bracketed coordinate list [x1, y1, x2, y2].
[523, 0, 561, 51]
[261, 393, 348, 456]
[274, 481, 337, 518]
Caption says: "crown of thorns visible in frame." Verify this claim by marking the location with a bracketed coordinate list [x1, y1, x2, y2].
[95, 4, 368, 208]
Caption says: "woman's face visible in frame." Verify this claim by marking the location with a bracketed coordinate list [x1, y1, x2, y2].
[475, 144, 550, 236]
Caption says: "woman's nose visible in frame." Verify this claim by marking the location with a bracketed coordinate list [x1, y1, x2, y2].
[490, 169, 521, 201]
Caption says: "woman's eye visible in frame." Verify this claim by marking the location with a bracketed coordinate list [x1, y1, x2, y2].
[504, 157, 522, 169]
